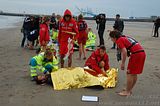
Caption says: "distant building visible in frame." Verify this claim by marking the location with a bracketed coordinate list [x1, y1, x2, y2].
[135, 17, 150, 19]
[150, 16, 158, 20]
[129, 16, 134, 19]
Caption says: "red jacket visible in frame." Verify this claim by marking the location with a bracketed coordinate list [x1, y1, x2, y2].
[116, 35, 144, 53]
[85, 49, 109, 75]
[39, 23, 50, 45]
[58, 9, 79, 43]
[77, 19, 88, 39]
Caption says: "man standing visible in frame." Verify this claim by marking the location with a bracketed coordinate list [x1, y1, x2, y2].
[77, 14, 88, 60]
[153, 17, 160, 37]
[39, 17, 50, 51]
[109, 30, 146, 96]
[111, 14, 124, 49]
[96, 14, 106, 47]
[21, 16, 32, 47]
[50, 13, 57, 30]
[58, 9, 79, 68]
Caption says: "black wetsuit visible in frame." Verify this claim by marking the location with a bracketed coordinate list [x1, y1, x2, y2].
[153, 18, 160, 37]
[96, 14, 106, 46]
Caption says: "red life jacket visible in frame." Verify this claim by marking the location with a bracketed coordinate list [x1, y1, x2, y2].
[77, 20, 87, 31]
[58, 9, 79, 43]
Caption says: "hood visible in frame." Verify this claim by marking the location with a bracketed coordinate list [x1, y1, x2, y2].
[64, 9, 72, 17]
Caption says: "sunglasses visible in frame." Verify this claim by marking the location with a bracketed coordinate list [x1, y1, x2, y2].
[65, 15, 71, 17]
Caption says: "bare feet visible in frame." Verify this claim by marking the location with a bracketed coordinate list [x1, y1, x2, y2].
[117, 91, 132, 96]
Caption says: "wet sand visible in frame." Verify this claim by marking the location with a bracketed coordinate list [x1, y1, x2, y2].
[0, 20, 160, 106]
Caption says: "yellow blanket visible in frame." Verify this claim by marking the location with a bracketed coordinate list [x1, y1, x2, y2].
[51, 67, 118, 90]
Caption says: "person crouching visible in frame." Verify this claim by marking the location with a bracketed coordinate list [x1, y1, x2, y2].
[29, 49, 58, 81]
[85, 45, 110, 76]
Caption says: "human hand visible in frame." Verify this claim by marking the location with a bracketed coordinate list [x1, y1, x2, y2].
[121, 63, 125, 70]
[103, 72, 107, 77]
[42, 41, 45, 45]
[44, 70, 49, 74]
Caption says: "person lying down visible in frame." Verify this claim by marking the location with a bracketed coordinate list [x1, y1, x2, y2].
[33, 67, 118, 90]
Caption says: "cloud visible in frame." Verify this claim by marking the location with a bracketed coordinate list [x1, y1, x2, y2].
[0, 0, 160, 17]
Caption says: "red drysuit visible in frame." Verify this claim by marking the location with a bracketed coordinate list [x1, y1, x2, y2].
[77, 19, 88, 45]
[58, 9, 79, 55]
[116, 35, 146, 74]
[85, 49, 109, 76]
[39, 23, 50, 46]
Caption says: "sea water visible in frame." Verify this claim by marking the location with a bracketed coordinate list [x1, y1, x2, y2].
[0, 16, 23, 29]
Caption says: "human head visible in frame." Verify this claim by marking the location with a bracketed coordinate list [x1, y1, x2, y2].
[44, 49, 53, 60]
[99, 14, 106, 20]
[99, 61, 105, 68]
[109, 30, 121, 43]
[30, 16, 34, 21]
[63, 9, 72, 21]
[88, 28, 92, 32]
[56, 14, 62, 21]
[36, 75, 47, 84]
[116, 14, 120, 20]
[99, 45, 106, 57]
[78, 14, 83, 20]
[52, 13, 56, 17]
[42, 16, 50, 24]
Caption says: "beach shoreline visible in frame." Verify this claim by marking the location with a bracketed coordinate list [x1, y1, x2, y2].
[0, 20, 160, 106]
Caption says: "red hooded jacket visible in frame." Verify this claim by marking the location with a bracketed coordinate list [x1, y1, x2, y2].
[85, 49, 109, 76]
[58, 9, 79, 43]
[58, 9, 79, 55]
[39, 23, 50, 45]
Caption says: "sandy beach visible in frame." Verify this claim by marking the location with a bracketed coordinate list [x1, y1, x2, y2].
[0, 20, 160, 106]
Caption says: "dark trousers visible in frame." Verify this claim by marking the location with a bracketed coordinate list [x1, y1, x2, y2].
[154, 26, 159, 37]
[112, 43, 116, 48]
[98, 30, 104, 46]
[21, 30, 29, 47]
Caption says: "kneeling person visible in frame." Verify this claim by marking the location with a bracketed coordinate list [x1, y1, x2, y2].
[85, 45, 109, 76]
[29, 49, 58, 81]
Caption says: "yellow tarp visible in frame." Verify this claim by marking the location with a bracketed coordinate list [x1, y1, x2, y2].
[51, 67, 118, 90]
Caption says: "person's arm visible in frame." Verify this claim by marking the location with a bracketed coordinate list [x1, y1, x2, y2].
[96, 18, 100, 30]
[104, 54, 110, 71]
[73, 21, 79, 40]
[121, 20, 124, 32]
[88, 53, 105, 75]
[121, 48, 127, 70]
[58, 23, 62, 43]
[113, 20, 118, 30]
[84, 21, 88, 39]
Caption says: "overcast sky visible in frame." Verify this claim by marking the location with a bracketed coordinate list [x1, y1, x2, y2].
[0, 0, 160, 18]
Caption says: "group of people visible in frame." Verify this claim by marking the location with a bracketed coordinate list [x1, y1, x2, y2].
[25, 9, 146, 96]
[95, 14, 124, 49]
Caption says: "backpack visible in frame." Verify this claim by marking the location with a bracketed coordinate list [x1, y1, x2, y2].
[27, 30, 38, 41]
